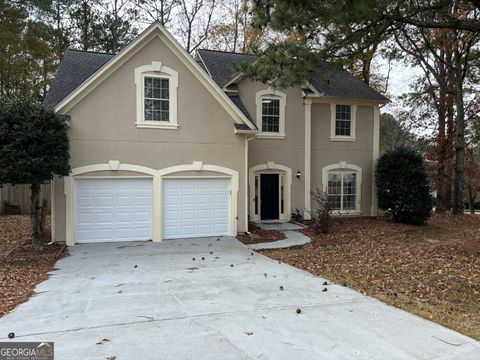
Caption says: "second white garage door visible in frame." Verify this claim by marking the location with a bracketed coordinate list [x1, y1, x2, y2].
[163, 178, 231, 239]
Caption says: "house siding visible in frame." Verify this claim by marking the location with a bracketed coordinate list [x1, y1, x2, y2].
[237, 78, 306, 218]
[53, 34, 247, 243]
[236, 75, 376, 219]
[311, 103, 374, 216]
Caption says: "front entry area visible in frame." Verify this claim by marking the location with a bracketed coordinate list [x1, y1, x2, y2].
[260, 174, 279, 220]
[250, 163, 292, 222]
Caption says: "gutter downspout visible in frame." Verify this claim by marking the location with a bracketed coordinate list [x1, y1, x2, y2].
[304, 97, 313, 220]
[245, 134, 256, 234]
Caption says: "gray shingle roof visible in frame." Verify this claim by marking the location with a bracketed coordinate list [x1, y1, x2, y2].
[197, 49, 388, 102]
[308, 66, 388, 101]
[196, 49, 255, 88]
[229, 96, 254, 125]
[44, 49, 114, 107]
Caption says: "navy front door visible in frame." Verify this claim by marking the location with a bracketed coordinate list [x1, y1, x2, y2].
[260, 174, 279, 220]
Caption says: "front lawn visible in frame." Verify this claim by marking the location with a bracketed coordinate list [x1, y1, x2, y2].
[0, 215, 67, 316]
[261, 214, 480, 339]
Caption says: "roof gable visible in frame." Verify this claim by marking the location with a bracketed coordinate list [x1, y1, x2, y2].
[48, 23, 256, 130]
[45, 50, 114, 107]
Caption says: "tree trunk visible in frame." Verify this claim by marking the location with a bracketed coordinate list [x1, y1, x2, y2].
[452, 50, 465, 215]
[30, 183, 44, 251]
[435, 77, 448, 213]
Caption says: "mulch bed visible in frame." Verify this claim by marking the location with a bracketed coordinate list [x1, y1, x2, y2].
[237, 223, 286, 245]
[261, 214, 480, 340]
[0, 215, 68, 317]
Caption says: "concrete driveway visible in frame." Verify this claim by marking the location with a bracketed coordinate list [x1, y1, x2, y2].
[0, 237, 479, 359]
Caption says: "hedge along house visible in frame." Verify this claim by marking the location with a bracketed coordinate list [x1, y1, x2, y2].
[45, 22, 387, 245]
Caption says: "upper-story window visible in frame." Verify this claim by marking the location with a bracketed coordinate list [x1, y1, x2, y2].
[335, 104, 351, 136]
[330, 104, 357, 141]
[261, 98, 280, 132]
[135, 61, 178, 129]
[256, 89, 286, 138]
[144, 76, 169, 121]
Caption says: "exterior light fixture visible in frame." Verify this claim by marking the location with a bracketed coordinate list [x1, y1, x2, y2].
[296, 170, 301, 179]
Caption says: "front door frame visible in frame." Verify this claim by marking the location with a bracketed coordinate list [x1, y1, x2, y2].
[260, 174, 280, 220]
[249, 162, 291, 222]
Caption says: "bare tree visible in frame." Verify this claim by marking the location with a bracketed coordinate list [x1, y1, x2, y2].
[98, 0, 139, 53]
[134, 0, 179, 26]
[176, 0, 217, 53]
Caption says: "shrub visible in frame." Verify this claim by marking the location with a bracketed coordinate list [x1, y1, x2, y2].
[310, 188, 331, 233]
[0, 97, 70, 250]
[375, 147, 433, 225]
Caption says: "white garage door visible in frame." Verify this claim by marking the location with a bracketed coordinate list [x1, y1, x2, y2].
[163, 178, 231, 239]
[75, 178, 152, 243]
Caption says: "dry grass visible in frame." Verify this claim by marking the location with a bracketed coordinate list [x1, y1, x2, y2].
[261, 214, 480, 339]
[0, 215, 67, 316]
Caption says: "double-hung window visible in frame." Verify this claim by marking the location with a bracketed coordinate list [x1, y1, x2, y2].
[261, 98, 280, 133]
[335, 105, 351, 136]
[134, 61, 178, 129]
[144, 76, 169, 122]
[256, 89, 286, 138]
[330, 104, 356, 140]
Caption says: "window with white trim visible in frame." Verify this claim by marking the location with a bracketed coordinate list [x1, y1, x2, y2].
[330, 104, 357, 140]
[261, 98, 280, 132]
[322, 162, 362, 213]
[327, 171, 357, 211]
[335, 104, 351, 136]
[135, 61, 178, 129]
[144, 76, 170, 121]
[256, 89, 286, 137]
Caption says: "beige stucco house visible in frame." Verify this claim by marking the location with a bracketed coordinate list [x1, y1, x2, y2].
[45, 23, 387, 245]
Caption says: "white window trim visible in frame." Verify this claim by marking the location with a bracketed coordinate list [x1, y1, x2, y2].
[322, 162, 362, 214]
[256, 89, 286, 138]
[135, 61, 178, 129]
[330, 103, 357, 141]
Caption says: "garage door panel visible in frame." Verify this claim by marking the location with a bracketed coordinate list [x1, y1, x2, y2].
[97, 196, 114, 207]
[182, 195, 196, 205]
[199, 194, 214, 204]
[77, 196, 95, 208]
[198, 209, 213, 219]
[75, 178, 152, 243]
[163, 178, 230, 239]
[77, 229, 95, 242]
[182, 210, 196, 220]
[214, 208, 228, 219]
[77, 180, 94, 190]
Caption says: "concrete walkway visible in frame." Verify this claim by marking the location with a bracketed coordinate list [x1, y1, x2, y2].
[0, 237, 479, 359]
[250, 222, 311, 250]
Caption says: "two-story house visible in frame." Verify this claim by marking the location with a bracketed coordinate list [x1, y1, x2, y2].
[45, 23, 387, 245]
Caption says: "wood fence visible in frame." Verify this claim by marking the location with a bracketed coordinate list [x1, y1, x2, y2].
[0, 183, 51, 215]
